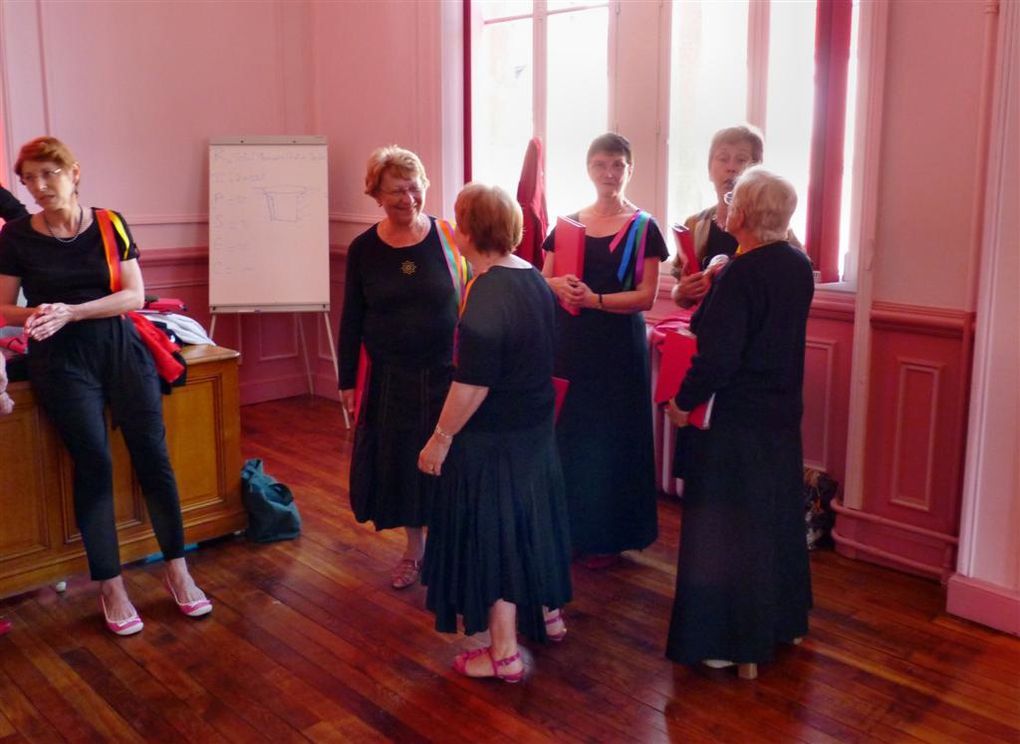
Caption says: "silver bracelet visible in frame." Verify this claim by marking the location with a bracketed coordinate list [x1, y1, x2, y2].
[434, 424, 454, 442]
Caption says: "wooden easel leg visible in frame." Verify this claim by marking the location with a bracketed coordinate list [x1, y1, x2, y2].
[297, 316, 314, 396]
[323, 312, 350, 429]
[209, 314, 218, 343]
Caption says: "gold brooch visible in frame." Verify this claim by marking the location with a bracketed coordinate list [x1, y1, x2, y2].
[401, 260, 417, 275]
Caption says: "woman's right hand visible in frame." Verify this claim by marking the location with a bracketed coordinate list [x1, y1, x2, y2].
[672, 271, 711, 307]
[547, 274, 586, 307]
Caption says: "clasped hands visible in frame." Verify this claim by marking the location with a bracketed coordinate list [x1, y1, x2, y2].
[417, 432, 450, 477]
[25, 303, 76, 341]
[548, 274, 595, 310]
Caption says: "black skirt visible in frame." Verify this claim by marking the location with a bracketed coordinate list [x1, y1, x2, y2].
[422, 417, 573, 643]
[349, 363, 452, 530]
[666, 420, 812, 665]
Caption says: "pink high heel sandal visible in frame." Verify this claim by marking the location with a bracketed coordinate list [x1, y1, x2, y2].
[163, 576, 213, 618]
[544, 609, 567, 642]
[452, 647, 524, 684]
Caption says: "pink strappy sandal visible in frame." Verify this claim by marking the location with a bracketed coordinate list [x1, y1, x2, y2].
[544, 609, 567, 642]
[452, 647, 524, 684]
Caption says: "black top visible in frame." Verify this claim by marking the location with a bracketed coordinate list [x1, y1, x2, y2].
[701, 219, 739, 269]
[338, 218, 458, 389]
[455, 266, 556, 431]
[0, 186, 28, 223]
[543, 212, 669, 295]
[0, 208, 139, 306]
[677, 241, 814, 429]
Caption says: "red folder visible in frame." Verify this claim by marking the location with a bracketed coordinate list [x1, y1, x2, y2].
[145, 298, 187, 313]
[672, 223, 698, 275]
[353, 344, 371, 423]
[553, 216, 586, 316]
[654, 329, 713, 429]
[552, 376, 569, 422]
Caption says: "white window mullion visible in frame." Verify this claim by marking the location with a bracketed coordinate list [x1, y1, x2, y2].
[746, 0, 770, 131]
[534, 0, 548, 146]
[608, 0, 620, 131]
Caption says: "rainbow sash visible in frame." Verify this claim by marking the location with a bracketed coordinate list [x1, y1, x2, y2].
[436, 219, 470, 306]
[95, 209, 132, 292]
[608, 210, 651, 290]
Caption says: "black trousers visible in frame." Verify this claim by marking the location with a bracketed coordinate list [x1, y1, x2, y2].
[28, 317, 185, 580]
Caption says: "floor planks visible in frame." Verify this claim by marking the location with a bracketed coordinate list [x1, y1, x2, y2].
[1, 394, 1017, 743]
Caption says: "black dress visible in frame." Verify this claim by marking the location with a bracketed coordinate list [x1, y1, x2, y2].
[422, 266, 572, 643]
[543, 215, 669, 554]
[666, 241, 814, 665]
[337, 218, 458, 530]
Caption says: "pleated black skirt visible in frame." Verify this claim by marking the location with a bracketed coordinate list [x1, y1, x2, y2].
[349, 363, 452, 530]
[422, 417, 573, 643]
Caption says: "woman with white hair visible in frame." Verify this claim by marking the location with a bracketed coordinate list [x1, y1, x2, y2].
[664, 166, 814, 679]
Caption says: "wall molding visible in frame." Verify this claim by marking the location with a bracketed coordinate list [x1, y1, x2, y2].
[889, 359, 941, 513]
[871, 301, 974, 338]
[947, 573, 1020, 636]
[803, 338, 836, 472]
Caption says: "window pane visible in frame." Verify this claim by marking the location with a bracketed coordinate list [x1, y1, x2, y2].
[548, 0, 607, 11]
[545, 7, 609, 222]
[764, 0, 817, 244]
[667, 0, 749, 236]
[472, 18, 533, 195]
[477, 0, 532, 22]
[838, 0, 860, 280]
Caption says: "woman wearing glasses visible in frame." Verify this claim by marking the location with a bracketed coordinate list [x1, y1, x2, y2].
[338, 146, 467, 590]
[0, 136, 211, 636]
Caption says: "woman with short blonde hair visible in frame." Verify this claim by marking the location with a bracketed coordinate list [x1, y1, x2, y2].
[338, 145, 466, 590]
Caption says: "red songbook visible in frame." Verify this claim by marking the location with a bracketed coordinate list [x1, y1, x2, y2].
[553, 216, 586, 316]
[672, 223, 698, 275]
[552, 376, 569, 422]
[353, 343, 371, 423]
[654, 329, 713, 429]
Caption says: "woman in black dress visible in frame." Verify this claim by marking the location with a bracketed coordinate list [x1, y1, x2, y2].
[665, 167, 814, 679]
[0, 136, 210, 636]
[418, 183, 571, 683]
[338, 146, 467, 590]
[542, 133, 669, 568]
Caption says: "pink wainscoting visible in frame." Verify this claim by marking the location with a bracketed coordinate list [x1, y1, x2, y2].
[835, 302, 975, 579]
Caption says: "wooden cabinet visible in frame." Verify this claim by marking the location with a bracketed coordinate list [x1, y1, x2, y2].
[0, 345, 246, 598]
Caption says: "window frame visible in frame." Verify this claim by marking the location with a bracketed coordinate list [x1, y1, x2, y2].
[464, 0, 857, 284]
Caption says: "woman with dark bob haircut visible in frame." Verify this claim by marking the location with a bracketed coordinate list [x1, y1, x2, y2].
[541, 132, 669, 569]
[419, 183, 572, 683]
[0, 136, 211, 636]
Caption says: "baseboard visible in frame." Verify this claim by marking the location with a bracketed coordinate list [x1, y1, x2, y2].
[946, 573, 1020, 636]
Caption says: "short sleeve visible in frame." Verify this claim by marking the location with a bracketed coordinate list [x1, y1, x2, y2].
[454, 278, 503, 387]
[646, 218, 669, 262]
[110, 210, 140, 261]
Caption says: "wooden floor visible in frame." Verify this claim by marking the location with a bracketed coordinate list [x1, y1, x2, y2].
[1, 395, 1018, 743]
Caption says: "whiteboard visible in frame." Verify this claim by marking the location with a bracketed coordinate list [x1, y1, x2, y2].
[208, 136, 329, 313]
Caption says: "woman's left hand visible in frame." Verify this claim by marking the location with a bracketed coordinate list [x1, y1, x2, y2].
[665, 398, 690, 428]
[417, 433, 451, 476]
[25, 303, 77, 341]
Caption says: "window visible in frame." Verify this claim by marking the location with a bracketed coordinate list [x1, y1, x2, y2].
[668, 0, 856, 282]
[468, 0, 858, 282]
[468, 0, 610, 224]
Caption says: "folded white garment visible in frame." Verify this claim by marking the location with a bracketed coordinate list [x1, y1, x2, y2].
[138, 311, 214, 346]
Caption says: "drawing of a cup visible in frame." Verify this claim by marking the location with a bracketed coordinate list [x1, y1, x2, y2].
[259, 186, 306, 222]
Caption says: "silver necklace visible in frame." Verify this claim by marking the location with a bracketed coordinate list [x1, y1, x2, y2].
[44, 205, 84, 243]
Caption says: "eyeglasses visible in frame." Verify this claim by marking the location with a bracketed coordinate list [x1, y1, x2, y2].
[723, 191, 735, 206]
[379, 184, 423, 199]
[19, 168, 63, 186]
